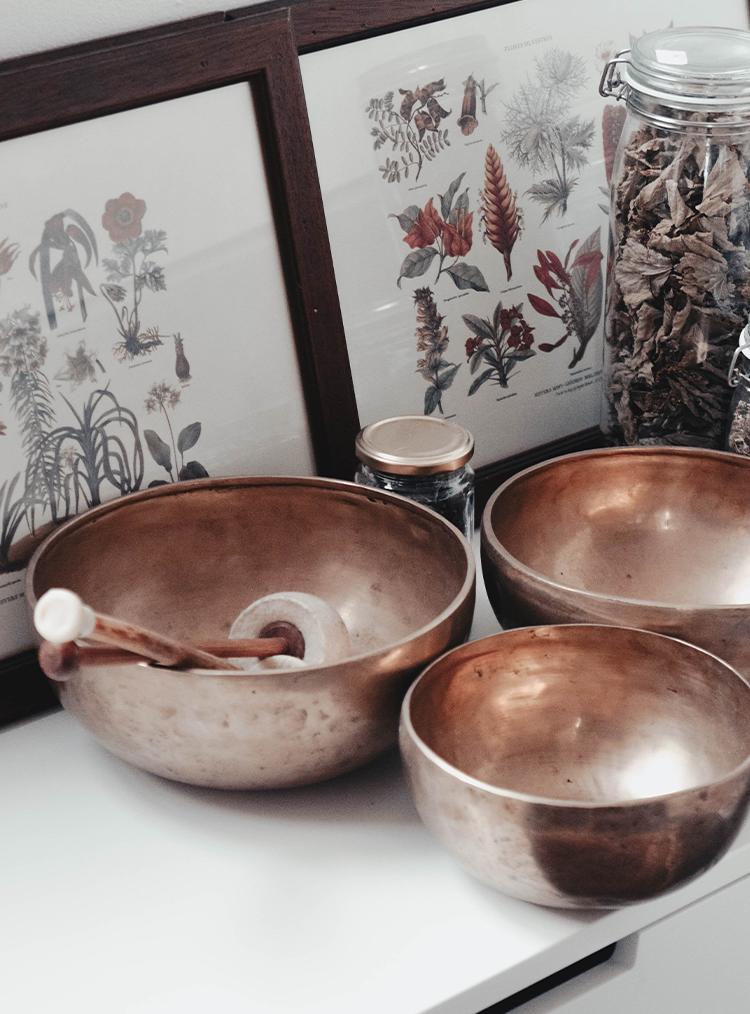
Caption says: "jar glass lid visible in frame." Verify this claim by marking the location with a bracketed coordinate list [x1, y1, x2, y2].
[355, 416, 474, 475]
[624, 27, 750, 106]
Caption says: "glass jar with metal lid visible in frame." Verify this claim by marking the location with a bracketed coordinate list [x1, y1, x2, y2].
[354, 415, 475, 539]
[599, 27, 750, 448]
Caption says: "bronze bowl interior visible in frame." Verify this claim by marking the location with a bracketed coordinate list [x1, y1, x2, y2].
[400, 624, 750, 908]
[27, 476, 475, 789]
[481, 447, 750, 676]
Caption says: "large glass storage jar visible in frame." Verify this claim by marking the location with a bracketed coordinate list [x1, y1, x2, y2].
[600, 27, 750, 447]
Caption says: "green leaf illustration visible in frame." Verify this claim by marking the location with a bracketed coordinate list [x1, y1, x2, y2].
[569, 227, 603, 343]
[439, 173, 466, 222]
[462, 314, 495, 343]
[144, 429, 172, 472]
[445, 263, 489, 291]
[389, 205, 420, 233]
[397, 247, 438, 287]
[448, 189, 470, 226]
[177, 421, 201, 453]
[507, 348, 536, 363]
[468, 368, 495, 395]
[436, 363, 460, 390]
[424, 386, 442, 415]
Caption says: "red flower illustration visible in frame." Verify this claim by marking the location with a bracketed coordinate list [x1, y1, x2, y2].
[465, 335, 482, 358]
[0, 421, 6, 436]
[443, 209, 473, 257]
[102, 193, 147, 242]
[404, 198, 443, 249]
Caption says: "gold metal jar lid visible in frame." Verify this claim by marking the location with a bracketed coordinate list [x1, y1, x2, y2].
[355, 416, 474, 476]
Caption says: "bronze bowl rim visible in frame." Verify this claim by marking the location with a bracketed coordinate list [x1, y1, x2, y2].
[26, 474, 476, 674]
[481, 445, 750, 614]
[401, 624, 750, 809]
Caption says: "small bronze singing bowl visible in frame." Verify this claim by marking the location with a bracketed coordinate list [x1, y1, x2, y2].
[481, 447, 750, 678]
[400, 625, 750, 908]
[27, 477, 475, 789]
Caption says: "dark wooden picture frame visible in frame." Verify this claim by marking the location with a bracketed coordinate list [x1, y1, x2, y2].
[0, 0, 604, 725]
[0, 6, 363, 723]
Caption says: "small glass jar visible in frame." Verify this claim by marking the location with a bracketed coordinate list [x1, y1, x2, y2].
[354, 415, 475, 539]
[599, 27, 750, 448]
[726, 323, 750, 455]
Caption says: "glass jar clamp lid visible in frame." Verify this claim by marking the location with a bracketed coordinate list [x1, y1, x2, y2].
[354, 415, 474, 475]
[600, 26, 750, 121]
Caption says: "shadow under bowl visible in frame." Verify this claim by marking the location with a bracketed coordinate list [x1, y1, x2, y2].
[27, 476, 475, 789]
[481, 446, 750, 677]
[400, 624, 750, 908]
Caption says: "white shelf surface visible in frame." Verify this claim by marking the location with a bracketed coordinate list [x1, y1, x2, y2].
[2, 542, 750, 1014]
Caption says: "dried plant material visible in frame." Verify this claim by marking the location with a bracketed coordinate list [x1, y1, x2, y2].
[604, 121, 750, 447]
[414, 287, 460, 415]
[480, 144, 522, 281]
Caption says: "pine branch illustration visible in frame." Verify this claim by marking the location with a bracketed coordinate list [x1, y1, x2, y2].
[480, 144, 522, 281]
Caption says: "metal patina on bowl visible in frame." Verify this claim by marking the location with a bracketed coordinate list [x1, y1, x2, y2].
[400, 625, 750, 908]
[481, 447, 750, 677]
[27, 476, 475, 789]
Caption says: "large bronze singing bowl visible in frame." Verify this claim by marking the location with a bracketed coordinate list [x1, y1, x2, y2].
[400, 625, 750, 908]
[481, 447, 750, 677]
[27, 477, 475, 789]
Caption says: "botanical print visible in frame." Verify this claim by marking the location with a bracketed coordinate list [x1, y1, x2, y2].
[464, 300, 536, 395]
[143, 381, 206, 485]
[479, 144, 522, 281]
[0, 190, 209, 574]
[0, 301, 143, 569]
[527, 227, 604, 368]
[414, 286, 460, 415]
[501, 49, 595, 221]
[29, 210, 98, 330]
[392, 174, 488, 293]
[368, 79, 451, 182]
[101, 192, 169, 360]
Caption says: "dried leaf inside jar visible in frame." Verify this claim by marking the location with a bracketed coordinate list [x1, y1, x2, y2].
[603, 116, 750, 447]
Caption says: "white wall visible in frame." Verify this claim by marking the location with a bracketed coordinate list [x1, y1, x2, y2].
[0, 0, 267, 62]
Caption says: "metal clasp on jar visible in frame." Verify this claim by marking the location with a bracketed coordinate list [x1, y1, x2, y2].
[728, 325, 750, 387]
[599, 49, 632, 99]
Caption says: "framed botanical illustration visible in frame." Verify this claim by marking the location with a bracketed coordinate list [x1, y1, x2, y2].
[0, 8, 357, 687]
[299, 0, 750, 477]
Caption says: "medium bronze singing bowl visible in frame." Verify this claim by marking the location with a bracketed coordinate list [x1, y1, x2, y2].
[481, 447, 750, 677]
[27, 477, 475, 789]
[400, 625, 750, 908]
